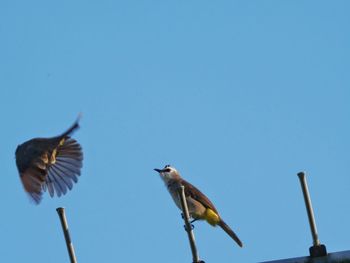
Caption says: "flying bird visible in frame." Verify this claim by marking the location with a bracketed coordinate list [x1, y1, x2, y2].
[154, 165, 243, 247]
[15, 117, 83, 204]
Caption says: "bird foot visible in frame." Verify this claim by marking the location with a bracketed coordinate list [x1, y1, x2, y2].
[183, 224, 195, 232]
[181, 213, 197, 223]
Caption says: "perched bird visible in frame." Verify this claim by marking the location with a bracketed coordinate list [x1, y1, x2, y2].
[154, 165, 243, 247]
[15, 117, 83, 204]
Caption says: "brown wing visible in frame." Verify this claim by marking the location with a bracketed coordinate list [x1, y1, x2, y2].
[20, 167, 45, 204]
[44, 137, 83, 198]
[16, 139, 50, 204]
[181, 179, 219, 214]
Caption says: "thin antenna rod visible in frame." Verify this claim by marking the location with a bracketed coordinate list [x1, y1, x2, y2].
[178, 185, 204, 263]
[297, 172, 320, 246]
[297, 172, 327, 257]
[56, 207, 78, 263]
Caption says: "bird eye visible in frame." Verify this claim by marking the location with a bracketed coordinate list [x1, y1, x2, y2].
[165, 168, 171, 172]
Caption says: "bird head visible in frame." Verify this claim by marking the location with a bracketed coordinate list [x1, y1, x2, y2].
[154, 164, 180, 182]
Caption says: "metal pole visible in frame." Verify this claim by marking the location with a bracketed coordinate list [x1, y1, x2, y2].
[297, 172, 320, 246]
[56, 207, 78, 263]
[178, 185, 204, 263]
[297, 172, 327, 257]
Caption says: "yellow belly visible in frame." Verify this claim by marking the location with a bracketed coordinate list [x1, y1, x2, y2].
[203, 208, 220, 226]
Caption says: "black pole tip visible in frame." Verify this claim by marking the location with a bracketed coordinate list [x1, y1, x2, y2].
[56, 207, 65, 213]
[297, 171, 305, 179]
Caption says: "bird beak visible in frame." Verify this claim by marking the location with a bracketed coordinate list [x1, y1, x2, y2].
[154, 168, 162, 173]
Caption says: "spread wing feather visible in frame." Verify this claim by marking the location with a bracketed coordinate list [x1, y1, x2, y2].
[45, 138, 82, 198]
[20, 167, 44, 204]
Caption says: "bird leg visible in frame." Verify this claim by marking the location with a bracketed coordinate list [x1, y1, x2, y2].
[181, 213, 195, 231]
[181, 213, 197, 223]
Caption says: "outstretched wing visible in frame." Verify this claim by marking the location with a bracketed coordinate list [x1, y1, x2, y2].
[20, 167, 45, 204]
[43, 137, 83, 198]
[17, 137, 83, 204]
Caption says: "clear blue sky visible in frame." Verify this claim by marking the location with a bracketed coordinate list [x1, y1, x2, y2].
[1, 1, 349, 262]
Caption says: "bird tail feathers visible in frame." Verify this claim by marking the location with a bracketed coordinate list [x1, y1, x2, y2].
[60, 114, 81, 138]
[218, 219, 243, 247]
